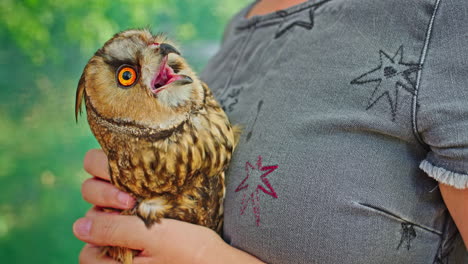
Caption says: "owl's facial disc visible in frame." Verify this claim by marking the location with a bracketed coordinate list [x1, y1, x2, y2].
[150, 55, 192, 95]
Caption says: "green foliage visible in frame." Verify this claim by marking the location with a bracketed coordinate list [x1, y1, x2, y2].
[0, 0, 247, 65]
[0, 0, 248, 262]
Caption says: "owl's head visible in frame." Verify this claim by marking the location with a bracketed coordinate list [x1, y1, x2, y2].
[75, 29, 205, 130]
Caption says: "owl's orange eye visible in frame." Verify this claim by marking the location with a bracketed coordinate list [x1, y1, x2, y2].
[117, 66, 137, 87]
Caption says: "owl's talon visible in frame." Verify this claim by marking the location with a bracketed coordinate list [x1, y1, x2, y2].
[130, 198, 142, 213]
[137, 212, 157, 228]
[139, 215, 161, 228]
[135, 197, 170, 229]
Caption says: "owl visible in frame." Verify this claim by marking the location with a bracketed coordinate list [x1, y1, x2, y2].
[75, 29, 239, 264]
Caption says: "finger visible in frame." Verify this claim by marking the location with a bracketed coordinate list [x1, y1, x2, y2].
[73, 212, 152, 250]
[82, 178, 135, 209]
[86, 206, 121, 218]
[81, 239, 153, 264]
[83, 149, 111, 181]
[79, 244, 120, 264]
[133, 256, 156, 264]
[85, 206, 100, 218]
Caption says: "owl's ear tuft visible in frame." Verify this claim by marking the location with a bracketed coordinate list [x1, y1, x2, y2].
[75, 68, 87, 123]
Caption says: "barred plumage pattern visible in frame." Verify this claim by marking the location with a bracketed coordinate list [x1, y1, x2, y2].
[76, 29, 238, 263]
[86, 84, 234, 230]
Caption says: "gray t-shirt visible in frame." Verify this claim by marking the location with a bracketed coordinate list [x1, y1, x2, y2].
[200, 0, 468, 263]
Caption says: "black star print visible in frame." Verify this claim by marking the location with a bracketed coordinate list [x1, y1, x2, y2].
[350, 46, 421, 120]
[219, 86, 244, 113]
[397, 223, 417, 250]
[274, 0, 331, 39]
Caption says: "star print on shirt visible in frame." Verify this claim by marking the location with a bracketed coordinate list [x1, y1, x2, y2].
[235, 156, 279, 226]
[397, 223, 417, 250]
[274, 0, 331, 38]
[350, 46, 421, 121]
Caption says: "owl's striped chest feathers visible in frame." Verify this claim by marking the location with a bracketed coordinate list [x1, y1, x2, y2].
[86, 94, 235, 229]
[104, 109, 233, 198]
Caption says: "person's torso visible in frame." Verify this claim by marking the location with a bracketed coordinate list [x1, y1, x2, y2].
[200, 0, 466, 263]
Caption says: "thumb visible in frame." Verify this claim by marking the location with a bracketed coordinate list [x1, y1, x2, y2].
[73, 212, 151, 250]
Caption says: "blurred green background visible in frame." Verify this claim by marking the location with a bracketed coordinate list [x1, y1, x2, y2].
[0, 0, 248, 263]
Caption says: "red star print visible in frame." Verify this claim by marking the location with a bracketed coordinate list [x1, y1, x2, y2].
[235, 156, 278, 226]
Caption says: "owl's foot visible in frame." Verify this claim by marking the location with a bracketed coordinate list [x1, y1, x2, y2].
[136, 197, 171, 228]
[103, 245, 136, 264]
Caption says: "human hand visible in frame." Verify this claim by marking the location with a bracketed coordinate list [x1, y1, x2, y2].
[73, 149, 264, 264]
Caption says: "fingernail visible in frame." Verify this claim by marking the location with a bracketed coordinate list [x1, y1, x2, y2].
[117, 192, 134, 207]
[74, 218, 92, 237]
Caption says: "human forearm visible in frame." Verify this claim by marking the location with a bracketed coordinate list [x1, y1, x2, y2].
[200, 241, 265, 264]
[439, 183, 468, 249]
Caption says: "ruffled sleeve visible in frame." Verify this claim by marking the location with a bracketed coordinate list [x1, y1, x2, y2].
[416, 0, 468, 189]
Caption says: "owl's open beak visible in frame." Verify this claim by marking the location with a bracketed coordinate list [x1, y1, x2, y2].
[159, 43, 181, 56]
[173, 75, 193, 85]
[150, 54, 193, 95]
